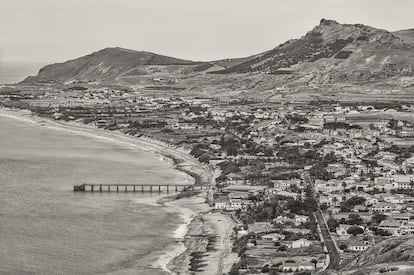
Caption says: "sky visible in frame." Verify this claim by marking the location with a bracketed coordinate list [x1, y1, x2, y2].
[1, 0, 414, 64]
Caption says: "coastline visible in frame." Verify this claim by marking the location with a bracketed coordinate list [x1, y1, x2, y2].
[0, 107, 237, 275]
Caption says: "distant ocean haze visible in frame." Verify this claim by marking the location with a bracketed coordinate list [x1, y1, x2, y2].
[0, 115, 191, 274]
[0, 61, 47, 84]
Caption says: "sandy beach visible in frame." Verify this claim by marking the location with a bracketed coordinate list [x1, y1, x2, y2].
[0, 107, 237, 275]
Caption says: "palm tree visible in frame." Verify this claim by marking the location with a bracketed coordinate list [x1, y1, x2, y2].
[332, 196, 338, 206]
[311, 258, 318, 269]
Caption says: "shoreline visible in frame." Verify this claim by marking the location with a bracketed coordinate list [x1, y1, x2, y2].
[0, 107, 236, 275]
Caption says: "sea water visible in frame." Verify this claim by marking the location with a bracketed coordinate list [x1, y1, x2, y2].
[0, 115, 190, 274]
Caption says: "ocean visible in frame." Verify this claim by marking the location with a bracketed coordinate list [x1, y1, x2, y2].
[0, 115, 192, 274]
[0, 62, 47, 84]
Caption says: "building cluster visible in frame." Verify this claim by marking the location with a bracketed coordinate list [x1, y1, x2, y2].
[3, 84, 414, 274]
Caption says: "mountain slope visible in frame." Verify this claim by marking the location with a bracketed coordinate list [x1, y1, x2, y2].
[394, 29, 414, 43]
[334, 236, 414, 275]
[215, 19, 414, 84]
[23, 47, 198, 83]
[21, 20, 414, 90]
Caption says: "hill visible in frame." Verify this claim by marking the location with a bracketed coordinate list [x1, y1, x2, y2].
[336, 236, 414, 275]
[21, 20, 414, 98]
[22, 47, 199, 84]
[394, 29, 414, 43]
[215, 19, 414, 85]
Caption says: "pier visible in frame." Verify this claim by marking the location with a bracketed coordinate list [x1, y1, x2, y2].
[73, 183, 201, 193]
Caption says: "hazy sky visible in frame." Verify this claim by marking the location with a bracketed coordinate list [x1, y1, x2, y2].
[1, 0, 414, 63]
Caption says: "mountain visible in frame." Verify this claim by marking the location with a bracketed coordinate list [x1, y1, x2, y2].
[394, 29, 414, 43]
[23, 47, 199, 83]
[22, 19, 414, 92]
[215, 19, 414, 84]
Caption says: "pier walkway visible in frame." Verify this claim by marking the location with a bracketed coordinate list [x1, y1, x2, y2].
[73, 183, 200, 193]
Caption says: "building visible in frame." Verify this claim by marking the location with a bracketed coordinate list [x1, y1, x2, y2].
[261, 233, 285, 241]
[294, 214, 310, 225]
[371, 202, 401, 212]
[289, 238, 313, 248]
[336, 224, 351, 236]
[401, 221, 414, 235]
[347, 239, 372, 251]
[213, 200, 227, 210]
[378, 219, 401, 236]
[281, 262, 314, 272]
[272, 179, 301, 190]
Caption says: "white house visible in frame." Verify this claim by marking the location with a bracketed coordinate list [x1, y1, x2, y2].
[281, 262, 314, 272]
[347, 239, 372, 251]
[336, 224, 351, 236]
[371, 202, 401, 212]
[289, 238, 313, 248]
[294, 214, 310, 225]
[213, 201, 227, 210]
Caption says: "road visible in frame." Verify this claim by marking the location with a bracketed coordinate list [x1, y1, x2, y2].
[314, 210, 341, 270]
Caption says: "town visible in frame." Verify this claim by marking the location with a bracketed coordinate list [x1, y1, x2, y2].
[2, 82, 414, 274]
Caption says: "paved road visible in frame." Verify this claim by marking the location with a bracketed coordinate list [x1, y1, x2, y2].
[314, 210, 341, 270]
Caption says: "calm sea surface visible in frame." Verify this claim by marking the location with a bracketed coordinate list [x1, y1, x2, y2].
[0, 115, 190, 274]
[0, 62, 46, 84]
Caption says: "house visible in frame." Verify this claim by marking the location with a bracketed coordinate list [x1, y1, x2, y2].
[227, 199, 253, 210]
[248, 222, 274, 234]
[272, 179, 301, 190]
[261, 233, 285, 241]
[371, 202, 401, 212]
[276, 190, 299, 199]
[393, 174, 414, 190]
[319, 195, 344, 206]
[315, 179, 343, 193]
[390, 212, 411, 222]
[237, 229, 249, 238]
[353, 205, 367, 212]
[383, 195, 406, 204]
[333, 212, 372, 222]
[378, 219, 401, 236]
[294, 214, 310, 225]
[347, 239, 372, 251]
[336, 224, 351, 236]
[283, 227, 311, 234]
[273, 215, 295, 225]
[213, 200, 227, 210]
[281, 262, 314, 272]
[289, 238, 313, 248]
[400, 221, 414, 235]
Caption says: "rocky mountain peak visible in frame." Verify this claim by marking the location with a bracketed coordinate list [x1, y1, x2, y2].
[319, 18, 340, 26]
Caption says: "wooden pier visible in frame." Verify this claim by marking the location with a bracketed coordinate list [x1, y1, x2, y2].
[73, 183, 200, 193]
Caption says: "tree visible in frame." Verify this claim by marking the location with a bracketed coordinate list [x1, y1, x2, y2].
[311, 259, 318, 268]
[371, 213, 387, 224]
[347, 226, 364, 236]
[348, 213, 363, 225]
[327, 217, 339, 232]
[279, 245, 287, 251]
